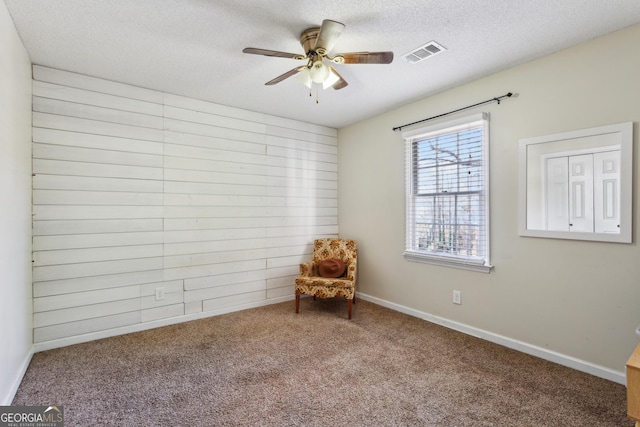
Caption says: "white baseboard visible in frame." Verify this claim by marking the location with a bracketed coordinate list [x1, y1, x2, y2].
[357, 292, 626, 385]
[1, 346, 34, 405]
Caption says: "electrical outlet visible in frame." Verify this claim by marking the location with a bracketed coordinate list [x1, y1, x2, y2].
[155, 287, 165, 301]
[452, 290, 462, 305]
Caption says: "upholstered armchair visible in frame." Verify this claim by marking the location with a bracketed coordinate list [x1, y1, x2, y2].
[295, 238, 358, 319]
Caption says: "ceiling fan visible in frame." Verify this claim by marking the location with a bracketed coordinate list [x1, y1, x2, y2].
[243, 19, 393, 91]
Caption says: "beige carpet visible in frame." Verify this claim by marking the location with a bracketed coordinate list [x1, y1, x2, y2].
[13, 298, 632, 426]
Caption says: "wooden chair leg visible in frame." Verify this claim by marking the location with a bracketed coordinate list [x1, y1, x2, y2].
[295, 293, 300, 313]
[347, 298, 353, 320]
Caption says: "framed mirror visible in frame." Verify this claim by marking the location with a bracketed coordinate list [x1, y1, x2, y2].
[518, 122, 633, 243]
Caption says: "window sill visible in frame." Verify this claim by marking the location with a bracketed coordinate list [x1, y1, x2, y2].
[404, 251, 493, 273]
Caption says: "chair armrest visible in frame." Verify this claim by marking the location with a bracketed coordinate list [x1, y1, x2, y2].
[299, 261, 315, 276]
[347, 259, 357, 281]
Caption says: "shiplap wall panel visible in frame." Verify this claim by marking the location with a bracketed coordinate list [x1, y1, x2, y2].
[164, 249, 268, 269]
[266, 236, 335, 256]
[165, 217, 268, 230]
[268, 217, 338, 227]
[267, 244, 314, 258]
[163, 94, 266, 126]
[164, 239, 266, 257]
[33, 65, 164, 103]
[163, 169, 265, 186]
[33, 175, 164, 193]
[34, 312, 142, 343]
[33, 190, 163, 206]
[164, 181, 265, 197]
[32, 143, 163, 167]
[32, 67, 338, 346]
[32, 81, 164, 115]
[33, 159, 163, 180]
[33, 128, 164, 155]
[33, 245, 164, 266]
[265, 122, 338, 140]
[34, 298, 141, 328]
[142, 304, 184, 323]
[33, 257, 164, 282]
[269, 178, 338, 191]
[33, 113, 164, 142]
[33, 219, 163, 236]
[267, 166, 337, 179]
[164, 156, 267, 175]
[164, 259, 266, 282]
[268, 150, 338, 169]
[33, 96, 164, 129]
[163, 131, 265, 155]
[33, 232, 164, 251]
[34, 286, 142, 312]
[164, 118, 266, 145]
[164, 105, 267, 134]
[267, 145, 337, 163]
[267, 286, 293, 300]
[33, 205, 164, 220]
[141, 293, 184, 310]
[202, 291, 266, 312]
[164, 194, 268, 207]
[167, 250, 264, 272]
[184, 270, 267, 291]
[268, 276, 300, 290]
[184, 281, 265, 304]
[34, 270, 165, 298]
[185, 301, 202, 315]
[164, 142, 266, 165]
[268, 187, 338, 199]
[163, 229, 265, 244]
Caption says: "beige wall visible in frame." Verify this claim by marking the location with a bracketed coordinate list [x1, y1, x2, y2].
[0, 2, 33, 404]
[338, 23, 640, 380]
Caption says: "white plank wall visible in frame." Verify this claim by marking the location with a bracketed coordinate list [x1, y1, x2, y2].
[31, 66, 338, 345]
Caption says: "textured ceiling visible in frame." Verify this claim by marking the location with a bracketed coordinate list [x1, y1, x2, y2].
[4, 0, 640, 128]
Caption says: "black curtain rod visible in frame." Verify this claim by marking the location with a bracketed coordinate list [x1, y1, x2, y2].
[392, 92, 513, 132]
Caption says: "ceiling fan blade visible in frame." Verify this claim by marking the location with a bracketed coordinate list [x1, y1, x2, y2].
[336, 51, 394, 64]
[243, 47, 305, 60]
[265, 67, 302, 85]
[313, 19, 345, 54]
[328, 65, 348, 90]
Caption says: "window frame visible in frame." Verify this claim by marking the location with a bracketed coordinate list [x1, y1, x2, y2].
[403, 112, 492, 273]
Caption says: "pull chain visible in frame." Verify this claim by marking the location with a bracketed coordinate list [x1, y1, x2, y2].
[305, 84, 321, 104]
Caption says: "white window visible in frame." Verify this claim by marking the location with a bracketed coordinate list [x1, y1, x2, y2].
[403, 113, 491, 273]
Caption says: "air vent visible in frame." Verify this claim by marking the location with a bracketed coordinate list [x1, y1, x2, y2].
[403, 41, 446, 64]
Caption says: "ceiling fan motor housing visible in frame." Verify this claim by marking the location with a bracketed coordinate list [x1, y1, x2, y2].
[300, 27, 321, 55]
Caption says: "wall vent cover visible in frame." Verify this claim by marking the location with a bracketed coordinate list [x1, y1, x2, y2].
[403, 41, 446, 64]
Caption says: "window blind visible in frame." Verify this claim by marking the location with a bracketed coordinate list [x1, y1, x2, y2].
[403, 113, 490, 271]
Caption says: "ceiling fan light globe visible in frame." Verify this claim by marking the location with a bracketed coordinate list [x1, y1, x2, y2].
[296, 68, 312, 89]
[310, 61, 330, 83]
[323, 68, 340, 89]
